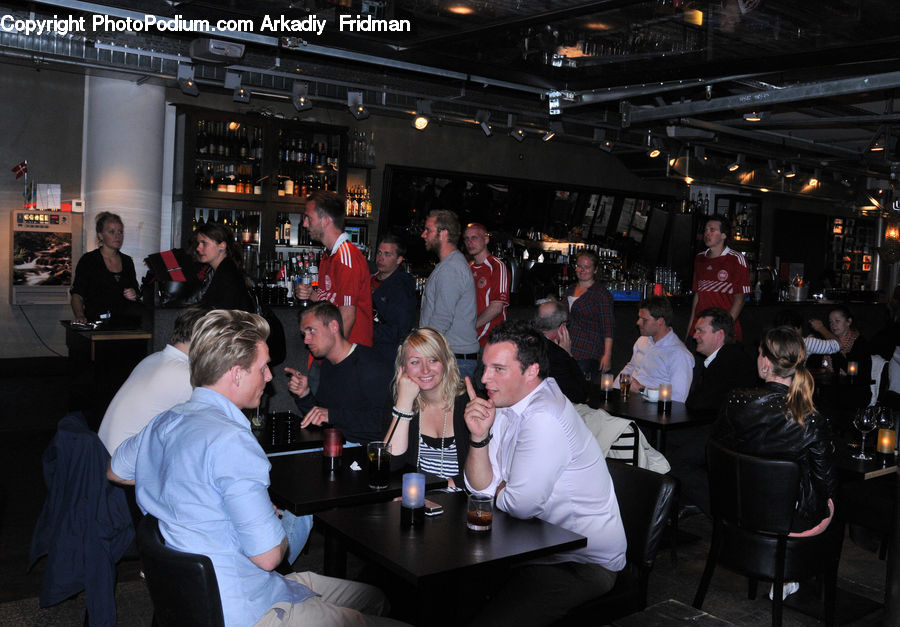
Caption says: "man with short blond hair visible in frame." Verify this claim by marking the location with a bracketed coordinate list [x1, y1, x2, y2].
[109, 309, 399, 626]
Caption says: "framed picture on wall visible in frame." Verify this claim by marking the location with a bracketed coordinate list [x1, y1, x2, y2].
[616, 198, 636, 235]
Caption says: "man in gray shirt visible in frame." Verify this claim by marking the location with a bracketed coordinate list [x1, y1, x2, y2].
[420, 209, 480, 378]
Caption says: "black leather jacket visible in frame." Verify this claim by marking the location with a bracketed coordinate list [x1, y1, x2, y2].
[713, 382, 837, 532]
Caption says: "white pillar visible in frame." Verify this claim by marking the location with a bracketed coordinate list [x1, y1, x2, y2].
[82, 75, 165, 273]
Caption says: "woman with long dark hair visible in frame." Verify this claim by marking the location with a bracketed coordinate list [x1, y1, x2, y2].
[194, 221, 255, 312]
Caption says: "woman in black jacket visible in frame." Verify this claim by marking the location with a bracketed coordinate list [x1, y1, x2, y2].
[194, 221, 255, 312]
[713, 326, 836, 599]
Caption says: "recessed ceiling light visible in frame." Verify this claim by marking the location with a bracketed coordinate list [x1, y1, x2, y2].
[583, 21, 612, 31]
[447, 4, 474, 15]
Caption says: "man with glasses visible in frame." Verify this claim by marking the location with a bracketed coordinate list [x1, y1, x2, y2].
[294, 191, 373, 346]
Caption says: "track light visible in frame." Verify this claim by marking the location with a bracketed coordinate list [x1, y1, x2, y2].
[475, 110, 492, 136]
[743, 111, 768, 122]
[870, 134, 885, 152]
[785, 164, 797, 178]
[292, 81, 312, 112]
[542, 122, 563, 142]
[412, 100, 431, 131]
[176, 64, 199, 97]
[646, 131, 661, 158]
[508, 115, 525, 142]
[727, 153, 744, 172]
[809, 168, 821, 186]
[225, 71, 249, 103]
[693, 145, 707, 161]
[593, 128, 613, 152]
[348, 91, 369, 120]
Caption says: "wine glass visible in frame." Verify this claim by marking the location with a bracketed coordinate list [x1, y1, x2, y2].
[852, 407, 877, 460]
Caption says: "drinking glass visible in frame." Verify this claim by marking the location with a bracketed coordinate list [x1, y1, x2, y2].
[367, 441, 391, 489]
[466, 493, 493, 531]
[852, 407, 877, 460]
[619, 373, 632, 400]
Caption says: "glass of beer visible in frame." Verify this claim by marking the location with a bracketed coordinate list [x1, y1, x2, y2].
[619, 373, 632, 400]
[367, 441, 391, 489]
[467, 493, 493, 531]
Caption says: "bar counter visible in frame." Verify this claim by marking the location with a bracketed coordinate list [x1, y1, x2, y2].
[150, 299, 891, 413]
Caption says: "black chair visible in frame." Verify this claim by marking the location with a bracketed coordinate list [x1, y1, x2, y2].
[136, 514, 225, 627]
[693, 440, 842, 627]
[555, 459, 679, 625]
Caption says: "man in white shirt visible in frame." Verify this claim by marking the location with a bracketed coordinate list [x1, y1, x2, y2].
[98, 306, 208, 455]
[464, 321, 626, 626]
[618, 296, 694, 403]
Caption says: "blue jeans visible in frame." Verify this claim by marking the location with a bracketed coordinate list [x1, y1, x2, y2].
[457, 358, 478, 382]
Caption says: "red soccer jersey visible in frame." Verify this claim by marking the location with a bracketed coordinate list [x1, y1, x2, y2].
[318, 236, 373, 346]
[690, 246, 751, 340]
[470, 255, 510, 346]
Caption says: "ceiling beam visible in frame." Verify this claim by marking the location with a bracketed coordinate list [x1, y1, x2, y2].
[621, 71, 900, 126]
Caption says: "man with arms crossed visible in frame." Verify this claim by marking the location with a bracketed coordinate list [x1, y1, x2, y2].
[464, 321, 626, 626]
[686, 215, 751, 342]
[108, 310, 400, 626]
[295, 190, 373, 346]
[420, 209, 480, 378]
[463, 223, 509, 346]
[370, 233, 418, 363]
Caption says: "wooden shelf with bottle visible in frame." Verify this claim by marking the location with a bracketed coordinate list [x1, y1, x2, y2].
[175, 105, 350, 255]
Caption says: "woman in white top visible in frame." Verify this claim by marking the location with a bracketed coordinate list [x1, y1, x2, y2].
[773, 309, 839, 358]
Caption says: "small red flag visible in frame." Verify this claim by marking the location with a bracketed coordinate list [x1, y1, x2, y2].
[11, 161, 27, 179]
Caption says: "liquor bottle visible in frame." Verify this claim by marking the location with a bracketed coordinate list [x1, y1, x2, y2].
[226, 165, 237, 194]
[282, 213, 292, 246]
[241, 215, 252, 244]
[239, 128, 249, 158]
[309, 252, 319, 291]
[197, 120, 208, 156]
[367, 132, 376, 167]
[196, 209, 205, 229]
[284, 175, 294, 197]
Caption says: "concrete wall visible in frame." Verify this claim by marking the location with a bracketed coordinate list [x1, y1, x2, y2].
[0, 65, 84, 358]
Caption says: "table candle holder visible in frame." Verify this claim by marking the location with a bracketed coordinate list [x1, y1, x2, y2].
[601, 373, 614, 402]
[658, 383, 672, 415]
[323, 427, 343, 472]
[400, 472, 425, 527]
[848, 361, 858, 383]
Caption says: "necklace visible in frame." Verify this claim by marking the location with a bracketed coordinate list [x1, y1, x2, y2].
[417, 404, 449, 478]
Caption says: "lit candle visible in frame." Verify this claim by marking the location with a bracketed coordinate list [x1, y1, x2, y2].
[848, 361, 858, 377]
[877, 428, 897, 455]
[401, 473, 425, 509]
[601, 373, 614, 391]
[659, 383, 672, 402]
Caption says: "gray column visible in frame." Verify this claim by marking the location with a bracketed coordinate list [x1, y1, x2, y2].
[82, 75, 165, 271]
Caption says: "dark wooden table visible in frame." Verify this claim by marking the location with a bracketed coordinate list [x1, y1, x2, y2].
[314, 491, 587, 626]
[588, 391, 713, 452]
[268, 446, 447, 516]
[835, 440, 897, 481]
[255, 411, 325, 456]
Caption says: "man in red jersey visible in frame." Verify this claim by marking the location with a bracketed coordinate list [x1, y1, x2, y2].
[686, 215, 751, 342]
[463, 223, 509, 347]
[294, 191, 373, 346]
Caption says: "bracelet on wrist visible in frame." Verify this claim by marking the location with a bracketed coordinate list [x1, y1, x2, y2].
[392, 406, 414, 421]
[470, 431, 493, 448]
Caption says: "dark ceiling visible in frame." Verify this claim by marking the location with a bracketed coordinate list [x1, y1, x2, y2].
[5, 0, 900, 203]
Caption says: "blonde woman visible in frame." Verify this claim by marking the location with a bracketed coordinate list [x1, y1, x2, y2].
[385, 328, 470, 487]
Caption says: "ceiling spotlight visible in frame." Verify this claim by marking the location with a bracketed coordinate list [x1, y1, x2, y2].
[727, 153, 744, 172]
[176, 64, 199, 97]
[870, 134, 885, 152]
[693, 145, 707, 161]
[542, 121, 563, 142]
[668, 154, 677, 167]
[809, 168, 822, 186]
[225, 71, 249, 103]
[507, 115, 525, 142]
[292, 81, 312, 112]
[593, 128, 613, 152]
[475, 110, 492, 136]
[645, 131, 662, 158]
[785, 164, 797, 178]
[743, 111, 768, 122]
[411, 100, 432, 131]
[347, 91, 369, 120]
